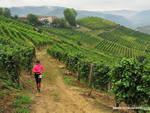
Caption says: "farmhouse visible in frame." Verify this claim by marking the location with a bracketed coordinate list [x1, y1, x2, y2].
[19, 17, 27, 21]
[37, 15, 56, 23]
[19, 15, 56, 24]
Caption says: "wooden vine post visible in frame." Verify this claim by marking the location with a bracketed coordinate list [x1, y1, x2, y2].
[77, 63, 80, 81]
[89, 63, 94, 88]
[88, 63, 94, 96]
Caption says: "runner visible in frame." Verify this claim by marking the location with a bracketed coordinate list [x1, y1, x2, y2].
[32, 60, 44, 92]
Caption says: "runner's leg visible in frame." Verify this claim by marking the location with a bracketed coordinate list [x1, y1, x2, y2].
[38, 78, 41, 92]
[35, 74, 39, 90]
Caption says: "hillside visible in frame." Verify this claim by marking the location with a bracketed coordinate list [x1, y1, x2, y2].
[10, 6, 131, 27]
[0, 15, 117, 112]
[77, 17, 150, 58]
[10, 6, 150, 28]
[103, 9, 150, 28]
[1, 16, 150, 112]
[136, 26, 150, 34]
[37, 16, 150, 58]
[1, 15, 150, 84]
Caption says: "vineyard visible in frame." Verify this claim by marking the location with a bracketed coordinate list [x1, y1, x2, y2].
[1, 15, 150, 112]
[47, 41, 111, 89]
[77, 17, 150, 58]
[41, 17, 150, 111]
[77, 17, 118, 30]
[0, 16, 55, 82]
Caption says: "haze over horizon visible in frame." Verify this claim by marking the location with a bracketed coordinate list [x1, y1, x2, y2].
[0, 0, 150, 11]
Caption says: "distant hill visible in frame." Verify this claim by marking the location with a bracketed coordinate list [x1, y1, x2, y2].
[136, 26, 150, 34]
[103, 10, 150, 28]
[103, 10, 137, 19]
[10, 6, 132, 28]
[10, 6, 150, 28]
[132, 10, 150, 27]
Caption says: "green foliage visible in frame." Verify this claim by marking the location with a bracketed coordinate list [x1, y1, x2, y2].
[63, 76, 76, 85]
[77, 17, 117, 30]
[64, 8, 77, 26]
[0, 8, 11, 17]
[0, 16, 54, 82]
[0, 89, 9, 99]
[47, 41, 111, 89]
[0, 8, 3, 15]
[41, 19, 49, 25]
[27, 13, 41, 26]
[52, 18, 68, 28]
[3, 8, 11, 18]
[77, 17, 150, 58]
[13, 15, 19, 20]
[13, 95, 34, 113]
[40, 27, 101, 47]
[111, 58, 150, 108]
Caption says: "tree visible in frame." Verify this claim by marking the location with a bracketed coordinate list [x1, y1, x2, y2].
[0, 8, 3, 15]
[111, 58, 150, 113]
[52, 18, 67, 28]
[27, 14, 40, 26]
[3, 8, 11, 17]
[63, 8, 77, 26]
[13, 14, 19, 20]
[41, 19, 49, 25]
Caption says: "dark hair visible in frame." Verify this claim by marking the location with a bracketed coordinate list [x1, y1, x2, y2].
[36, 60, 40, 63]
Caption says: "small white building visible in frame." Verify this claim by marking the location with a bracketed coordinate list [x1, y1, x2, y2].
[38, 15, 56, 23]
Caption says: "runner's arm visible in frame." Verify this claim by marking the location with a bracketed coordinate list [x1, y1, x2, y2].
[41, 66, 44, 73]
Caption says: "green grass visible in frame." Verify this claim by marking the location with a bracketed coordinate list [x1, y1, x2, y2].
[24, 80, 34, 86]
[0, 89, 9, 99]
[13, 94, 35, 113]
[63, 76, 77, 85]
[72, 88, 88, 93]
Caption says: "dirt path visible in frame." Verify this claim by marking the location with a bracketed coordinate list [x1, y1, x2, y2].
[30, 48, 113, 113]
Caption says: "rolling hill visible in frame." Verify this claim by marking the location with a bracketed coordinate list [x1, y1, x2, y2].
[10, 6, 132, 28]
[10, 6, 150, 28]
[136, 26, 150, 34]
[1, 15, 150, 112]
[104, 9, 150, 28]
[39, 16, 150, 58]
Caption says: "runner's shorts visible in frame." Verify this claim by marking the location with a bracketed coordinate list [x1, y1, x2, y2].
[35, 73, 41, 84]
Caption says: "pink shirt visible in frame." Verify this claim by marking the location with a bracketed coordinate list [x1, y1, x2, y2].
[32, 64, 44, 74]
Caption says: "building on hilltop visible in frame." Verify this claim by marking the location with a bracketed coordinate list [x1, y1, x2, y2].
[19, 17, 27, 21]
[19, 15, 56, 25]
[37, 15, 56, 24]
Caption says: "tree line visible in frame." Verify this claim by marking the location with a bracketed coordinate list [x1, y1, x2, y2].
[0, 7, 77, 28]
[26, 8, 77, 28]
[0, 7, 11, 18]
[0, 7, 19, 19]
[52, 8, 77, 28]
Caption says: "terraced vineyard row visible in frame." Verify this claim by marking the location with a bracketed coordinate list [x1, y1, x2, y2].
[77, 17, 118, 30]
[98, 27, 148, 51]
[40, 27, 101, 47]
[95, 40, 145, 58]
[0, 16, 56, 82]
[76, 17, 150, 58]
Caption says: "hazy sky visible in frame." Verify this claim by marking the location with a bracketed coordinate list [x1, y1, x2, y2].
[0, 0, 149, 11]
